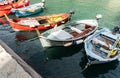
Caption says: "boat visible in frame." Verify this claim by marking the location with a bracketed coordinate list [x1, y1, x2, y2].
[84, 28, 120, 65]
[5, 11, 74, 31]
[11, 0, 45, 17]
[0, 0, 14, 5]
[0, 0, 30, 17]
[39, 15, 102, 48]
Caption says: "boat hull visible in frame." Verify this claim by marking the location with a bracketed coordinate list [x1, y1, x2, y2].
[11, 2, 45, 17]
[85, 28, 120, 65]
[0, 9, 11, 17]
[40, 37, 84, 48]
[87, 56, 112, 65]
[13, 8, 43, 17]
[7, 13, 71, 31]
[0, 0, 30, 17]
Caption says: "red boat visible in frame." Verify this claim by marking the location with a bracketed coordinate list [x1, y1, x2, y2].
[0, 0, 14, 5]
[0, 0, 30, 17]
[5, 11, 74, 31]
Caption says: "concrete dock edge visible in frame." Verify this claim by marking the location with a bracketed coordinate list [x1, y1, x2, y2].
[0, 39, 43, 78]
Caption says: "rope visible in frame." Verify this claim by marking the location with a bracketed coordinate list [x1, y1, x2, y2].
[81, 62, 90, 73]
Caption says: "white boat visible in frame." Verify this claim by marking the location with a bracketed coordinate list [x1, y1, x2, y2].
[39, 15, 102, 48]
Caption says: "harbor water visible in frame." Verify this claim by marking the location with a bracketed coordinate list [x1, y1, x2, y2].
[0, 0, 120, 78]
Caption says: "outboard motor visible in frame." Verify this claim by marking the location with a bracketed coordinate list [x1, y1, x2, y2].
[69, 10, 75, 15]
[96, 14, 102, 21]
[41, 0, 45, 8]
[112, 26, 120, 35]
[42, 0, 45, 3]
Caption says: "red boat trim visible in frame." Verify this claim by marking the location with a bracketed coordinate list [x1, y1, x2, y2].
[7, 13, 72, 31]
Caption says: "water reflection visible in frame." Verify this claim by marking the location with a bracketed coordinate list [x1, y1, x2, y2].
[15, 30, 120, 78]
[83, 61, 118, 78]
[27, 44, 84, 78]
[79, 50, 119, 78]
[44, 43, 84, 60]
[15, 31, 37, 41]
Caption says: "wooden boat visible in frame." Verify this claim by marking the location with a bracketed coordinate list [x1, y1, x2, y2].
[11, 0, 45, 17]
[39, 15, 102, 48]
[0, 0, 30, 17]
[5, 11, 74, 31]
[84, 28, 120, 65]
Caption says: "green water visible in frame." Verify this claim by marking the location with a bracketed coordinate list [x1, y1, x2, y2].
[32, 0, 120, 28]
[1, 0, 120, 78]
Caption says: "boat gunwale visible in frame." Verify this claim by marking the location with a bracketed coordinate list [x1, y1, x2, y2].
[41, 22, 98, 42]
[9, 13, 71, 27]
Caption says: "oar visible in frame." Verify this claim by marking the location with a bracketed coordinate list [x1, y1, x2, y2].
[4, 14, 10, 21]
[35, 28, 41, 38]
[52, 24, 58, 32]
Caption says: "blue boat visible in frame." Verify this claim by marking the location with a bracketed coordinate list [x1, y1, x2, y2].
[84, 28, 120, 65]
[11, 0, 45, 17]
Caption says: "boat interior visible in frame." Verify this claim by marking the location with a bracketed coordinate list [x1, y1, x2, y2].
[13, 15, 64, 26]
[91, 33, 119, 59]
[62, 24, 96, 39]
[47, 24, 96, 40]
